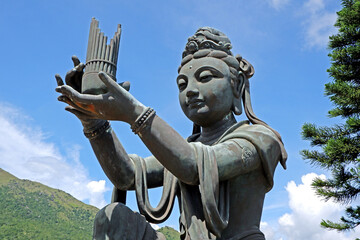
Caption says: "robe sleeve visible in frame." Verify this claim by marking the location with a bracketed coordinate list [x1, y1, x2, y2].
[188, 123, 286, 238]
[132, 154, 179, 224]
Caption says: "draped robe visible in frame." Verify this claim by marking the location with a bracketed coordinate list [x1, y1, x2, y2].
[130, 121, 286, 240]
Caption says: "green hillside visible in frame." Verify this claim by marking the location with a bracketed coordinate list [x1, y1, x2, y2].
[0, 168, 98, 240]
[158, 226, 181, 240]
[0, 168, 181, 239]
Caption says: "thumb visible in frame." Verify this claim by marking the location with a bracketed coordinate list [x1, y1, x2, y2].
[98, 72, 121, 93]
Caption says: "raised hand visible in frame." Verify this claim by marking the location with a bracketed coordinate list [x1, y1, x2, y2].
[55, 55, 84, 91]
[56, 70, 144, 124]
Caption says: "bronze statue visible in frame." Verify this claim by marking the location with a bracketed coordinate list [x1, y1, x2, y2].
[55, 25, 287, 240]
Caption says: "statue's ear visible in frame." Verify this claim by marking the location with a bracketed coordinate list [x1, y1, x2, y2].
[231, 72, 245, 115]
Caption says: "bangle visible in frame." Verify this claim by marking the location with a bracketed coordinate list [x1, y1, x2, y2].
[131, 107, 156, 134]
[84, 121, 111, 139]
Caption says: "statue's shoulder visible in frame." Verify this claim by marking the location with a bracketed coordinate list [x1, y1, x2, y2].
[228, 121, 287, 170]
[231, 121, 277, 137]
[218, 121, 280, 145]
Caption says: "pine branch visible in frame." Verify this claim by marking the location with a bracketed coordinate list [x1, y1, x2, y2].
[301, 0, 360, 232]
[301, 123, 350, 146]
[312, 166, 360, 203]
[320, 206, 360, 231]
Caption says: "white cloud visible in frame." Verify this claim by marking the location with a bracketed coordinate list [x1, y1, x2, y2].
[260, 221, 276, 239]
[87, 180, 106, 193]
[264, 173, 360, 240]
[302, 0, 337, 48]
[304, 0, 325, 13]
[268, 0, 290, 10]
[0, 102, 109, 208]
[87, 180, 108, 207]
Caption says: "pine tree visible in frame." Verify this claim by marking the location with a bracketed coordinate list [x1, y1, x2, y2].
[301, 0, 360, 232]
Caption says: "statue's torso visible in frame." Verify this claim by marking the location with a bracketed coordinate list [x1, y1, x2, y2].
[220, 170, 267, 240]
[179, 123, 278, 240]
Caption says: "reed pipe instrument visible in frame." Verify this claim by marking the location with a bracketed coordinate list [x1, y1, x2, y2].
[82, 18, 121, 94]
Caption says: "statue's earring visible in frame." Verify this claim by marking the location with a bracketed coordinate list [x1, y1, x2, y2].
[231, 72, 244, 115]
[232, 97, 242, 115]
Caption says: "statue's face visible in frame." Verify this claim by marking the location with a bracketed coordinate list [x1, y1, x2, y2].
[178, 57, 234, 127]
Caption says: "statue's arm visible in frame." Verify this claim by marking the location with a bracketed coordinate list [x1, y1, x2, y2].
[54, 57, 164, 190]
[55, 72, 259, 185]
[135, 116, 198, 184]
[88, 126, 164, 190]
[138, 117, 261, 183]
[212, 139, 261, 181]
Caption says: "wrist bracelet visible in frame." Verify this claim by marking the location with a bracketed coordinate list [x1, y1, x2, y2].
[84, 121, 111, 139]
[131, 107, 156, 134]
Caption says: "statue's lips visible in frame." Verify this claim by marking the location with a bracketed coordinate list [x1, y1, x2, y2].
[187, 99, 204, 108]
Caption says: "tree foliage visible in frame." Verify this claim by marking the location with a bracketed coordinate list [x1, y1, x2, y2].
[301, 0, 360, 233]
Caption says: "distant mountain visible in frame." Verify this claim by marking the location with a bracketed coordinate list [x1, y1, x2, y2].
[158, 226, 181, 240]
[0, 168, 98, 239]
[0, 168, 181, 239]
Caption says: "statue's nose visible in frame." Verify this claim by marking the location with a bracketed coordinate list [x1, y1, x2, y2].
[186, 86, 199, 97]
[186, 79, 199, 97]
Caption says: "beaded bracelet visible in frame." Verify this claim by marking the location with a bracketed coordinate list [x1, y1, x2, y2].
[84, 121, 111, 139]
[131, 107, 156, 134]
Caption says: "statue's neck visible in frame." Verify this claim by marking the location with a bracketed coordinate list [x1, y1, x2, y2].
[197, 113, 236, 145]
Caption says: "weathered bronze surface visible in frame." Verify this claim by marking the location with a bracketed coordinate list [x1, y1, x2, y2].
[55, 23, 287, 240]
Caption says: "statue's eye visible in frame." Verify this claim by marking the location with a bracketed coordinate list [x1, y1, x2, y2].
[198, 70, 213, 82]
[177, 78, 187, 91]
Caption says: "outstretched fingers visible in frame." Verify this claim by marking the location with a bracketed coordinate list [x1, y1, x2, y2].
[55, 74, 64, 86]
[65, 56, 84, 89]
[72, 56, 85, 72]
[72, 55, 80, 67]
[56, 85, 102, 106]
[65, 106, 95, 120]
[58, 95, 94, 115]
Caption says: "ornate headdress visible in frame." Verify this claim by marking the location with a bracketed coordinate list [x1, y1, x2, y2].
[182, 27, 233, 58]
[182, 27, 287, 168]
[180, 27, 254, 80]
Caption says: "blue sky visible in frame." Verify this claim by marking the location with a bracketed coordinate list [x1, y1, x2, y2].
[1, 0, 359, 239]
